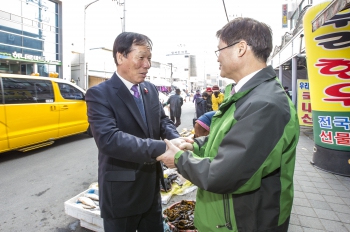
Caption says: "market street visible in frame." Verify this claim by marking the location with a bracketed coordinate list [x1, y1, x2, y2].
[0, 100, 196, 232]
[1, 100, 350, 232]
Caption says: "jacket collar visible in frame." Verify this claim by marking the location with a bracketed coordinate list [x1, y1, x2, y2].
[239, 66, 276, 93]
[219, 66, 277, 113]
[111, 73, 149, 136]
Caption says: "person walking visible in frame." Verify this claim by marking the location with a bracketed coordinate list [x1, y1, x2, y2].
[166, 88, 183, 127]
[192, 89, 201, 103]
[157, 17, 299, 232]
[211, 84, 224, 110]
[85, 32, 187, 232]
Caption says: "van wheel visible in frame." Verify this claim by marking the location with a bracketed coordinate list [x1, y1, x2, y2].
[86, 125, 93, 137]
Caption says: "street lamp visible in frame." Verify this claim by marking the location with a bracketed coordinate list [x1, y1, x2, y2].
[84, 0, 100, 90]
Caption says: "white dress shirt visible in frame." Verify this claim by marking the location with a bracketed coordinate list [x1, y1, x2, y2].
[233, 69, 262, 93]
[116, 71, 143, 100]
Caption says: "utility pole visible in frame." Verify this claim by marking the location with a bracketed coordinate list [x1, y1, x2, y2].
[120, 1, 126, 32]
[84, 0, 100, 90]
[168, 63, 173, 87]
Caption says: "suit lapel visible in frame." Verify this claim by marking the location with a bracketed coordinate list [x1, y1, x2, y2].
[139, 82, 153, 138]
[112, 74, 149, 136]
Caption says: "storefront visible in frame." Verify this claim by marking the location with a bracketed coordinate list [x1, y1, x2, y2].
[0, 51, 61, 76]
[0, 0, 61, 77]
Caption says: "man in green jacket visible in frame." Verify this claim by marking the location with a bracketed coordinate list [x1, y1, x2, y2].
[158, 17, 299, 232]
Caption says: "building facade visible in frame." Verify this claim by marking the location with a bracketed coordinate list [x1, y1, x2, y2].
[0, 0, 61, 77]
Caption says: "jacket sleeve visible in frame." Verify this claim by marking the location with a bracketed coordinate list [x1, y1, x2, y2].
[175, 97, 294, 194]
[86, 86, 170, 163]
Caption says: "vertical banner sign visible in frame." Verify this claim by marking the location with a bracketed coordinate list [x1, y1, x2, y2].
[304, 2, 350, 176]
[297, 80, 313, 127]
[282, 4, 288, 28]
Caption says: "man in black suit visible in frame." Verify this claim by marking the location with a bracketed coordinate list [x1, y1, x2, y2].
[86, 32, 185, 232]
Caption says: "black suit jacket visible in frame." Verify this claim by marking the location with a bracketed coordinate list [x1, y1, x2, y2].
[85, 73, 179, 218]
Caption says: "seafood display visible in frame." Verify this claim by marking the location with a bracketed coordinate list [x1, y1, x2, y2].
[161, 173, 178, 192]
[77, 188, 100, 210]
[163, 200, 197, 231]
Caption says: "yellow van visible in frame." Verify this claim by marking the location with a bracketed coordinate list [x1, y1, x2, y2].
[0, 74, 90, 153]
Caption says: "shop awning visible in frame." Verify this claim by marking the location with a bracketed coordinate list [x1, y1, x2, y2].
[312, 0, 350, 32]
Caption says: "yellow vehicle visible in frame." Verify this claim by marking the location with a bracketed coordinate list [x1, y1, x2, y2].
[0, 74, 91, 153]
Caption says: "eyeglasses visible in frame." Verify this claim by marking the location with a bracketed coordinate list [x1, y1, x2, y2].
[215, 41, 240, 57]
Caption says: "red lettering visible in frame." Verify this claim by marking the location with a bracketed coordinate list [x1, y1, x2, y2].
[334, 132, 350, 146]
[323, 83, 350, 106]
[302, 102, 312, 113]
[320, 130, 333, 144]
[302, 92, 310, 100]
[301, 114, 313, 124]
[315, 59, 350, 79]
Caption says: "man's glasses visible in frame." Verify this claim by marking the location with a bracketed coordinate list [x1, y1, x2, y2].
[215, 41, 240, 57]
[215, 41, 250, 57]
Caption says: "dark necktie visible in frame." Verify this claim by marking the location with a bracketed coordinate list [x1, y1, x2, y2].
[131, 84, 140, 98]
[131, 84, 147, 126]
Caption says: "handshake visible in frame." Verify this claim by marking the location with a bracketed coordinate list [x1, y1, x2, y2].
[156, 137, 194, 168]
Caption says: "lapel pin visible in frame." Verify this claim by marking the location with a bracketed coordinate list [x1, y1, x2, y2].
[144, 88, 148, 94]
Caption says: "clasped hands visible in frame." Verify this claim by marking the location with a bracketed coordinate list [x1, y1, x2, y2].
[156, 137, 194, 168]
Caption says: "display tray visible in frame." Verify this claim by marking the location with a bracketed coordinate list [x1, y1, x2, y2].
[64, 188, 103, 232]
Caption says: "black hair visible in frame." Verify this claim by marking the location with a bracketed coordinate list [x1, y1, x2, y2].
[112, 32, 153, 65]
[216, 17, 273, 62]
[202, 92, 209, 98]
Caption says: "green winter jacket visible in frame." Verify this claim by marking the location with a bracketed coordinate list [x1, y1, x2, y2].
[174, 66, 299, 232]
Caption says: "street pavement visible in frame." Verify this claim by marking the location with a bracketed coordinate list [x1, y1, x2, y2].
[166, 100, 350, 232]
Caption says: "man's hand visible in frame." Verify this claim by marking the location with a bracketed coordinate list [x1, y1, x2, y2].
[180, 137, 194, 144]
[169, 138, 185, 148]
[157, 139, 180, 168]
[178, 142, 194, 151]
[169, 137, 194, 150]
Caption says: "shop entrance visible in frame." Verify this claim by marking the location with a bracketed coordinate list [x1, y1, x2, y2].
[20, 63, 34, 75]
[0, 60, 34, 75]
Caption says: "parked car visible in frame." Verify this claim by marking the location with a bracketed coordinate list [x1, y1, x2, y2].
[0, 74, 91, 154]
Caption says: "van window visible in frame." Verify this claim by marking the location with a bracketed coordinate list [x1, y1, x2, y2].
[58, 83, 84, 100]
[2, 78, 54, 104]
[0, 79, 3, 104]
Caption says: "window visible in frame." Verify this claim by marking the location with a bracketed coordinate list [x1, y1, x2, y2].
[2, 77, 54, 104]
[58, 83, 84, 100]
[0, 78, 3, 104]
[37, 63, 48, 76]
[0, 31, 22, 47]
[23, 36, 43, 50]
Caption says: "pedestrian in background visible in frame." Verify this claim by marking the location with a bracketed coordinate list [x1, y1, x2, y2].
[157, 17, 299, 232]
[192, 89, 201, 103]
[166, 88, 183, 127]
[85, 32, 185, 232]
[284, 86, 292, 99]
[205, 87, 213, 111]
[195, 91, 209, 119]
[211, 84, 224, 110]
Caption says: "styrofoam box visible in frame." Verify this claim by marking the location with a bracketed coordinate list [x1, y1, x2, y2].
[65, 188, 174, 231]
[64, 188, 104, 232]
